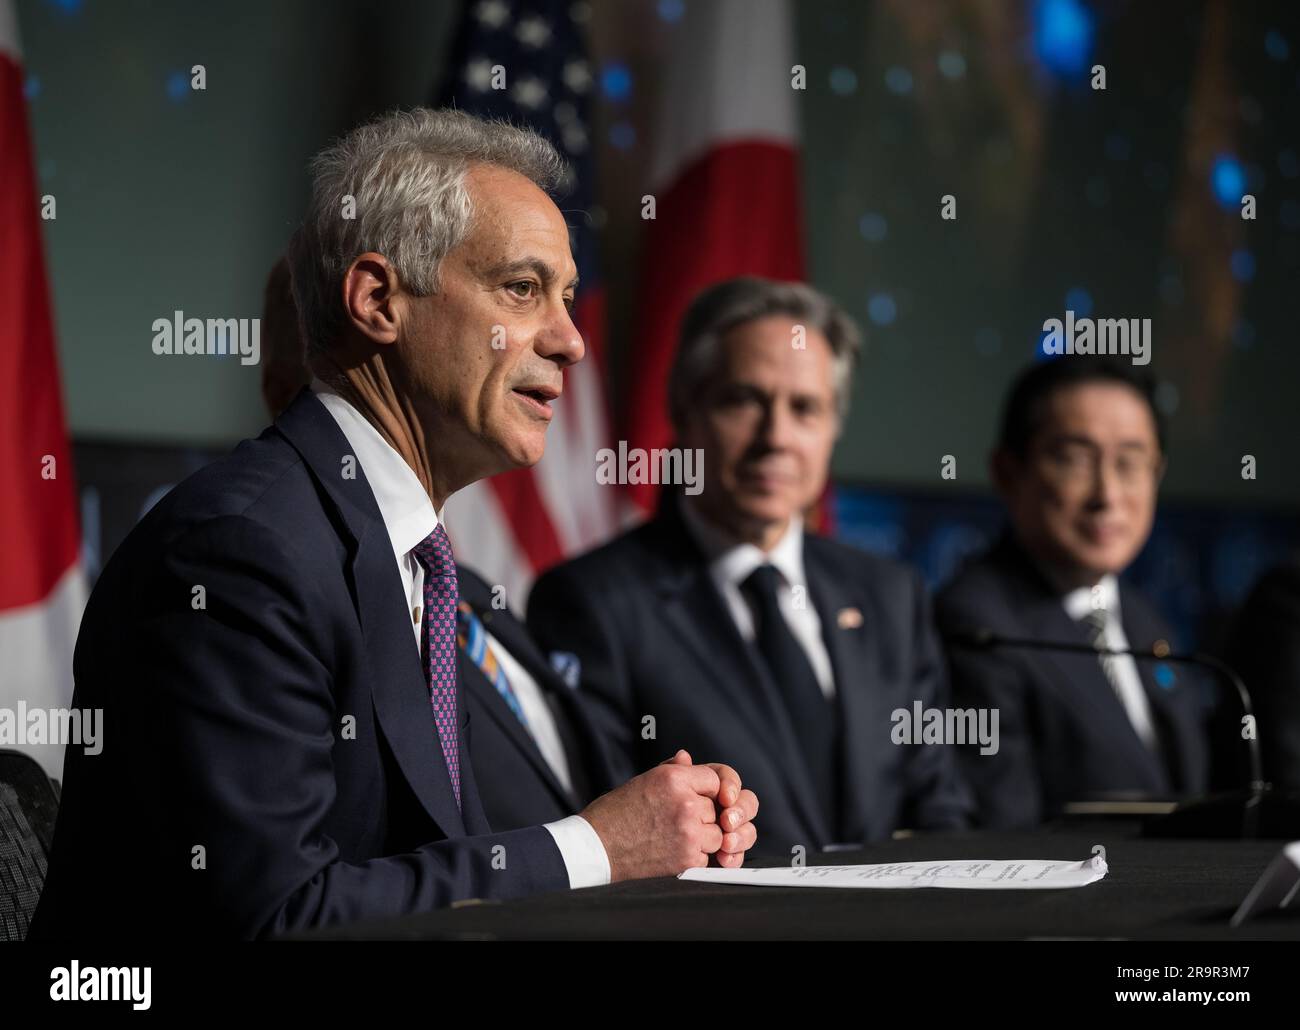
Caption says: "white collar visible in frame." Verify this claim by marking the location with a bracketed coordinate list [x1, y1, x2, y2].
[309, 378, 441, 562]
[679, 497, 807, 590]
[1060, 572, 1122, 622]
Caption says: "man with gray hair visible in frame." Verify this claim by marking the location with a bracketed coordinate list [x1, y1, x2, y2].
[31, 108, 758, 941]
[531, 276, 972, 852]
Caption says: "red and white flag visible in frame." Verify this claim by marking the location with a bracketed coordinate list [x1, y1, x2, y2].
[0, 0, 87, 782]
[624, 0, 806, 514]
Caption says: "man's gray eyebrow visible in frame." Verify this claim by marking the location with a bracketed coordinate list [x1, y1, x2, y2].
[481, 258, 580, 291]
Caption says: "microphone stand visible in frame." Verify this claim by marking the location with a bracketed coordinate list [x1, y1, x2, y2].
[947, 629, 1300, 838]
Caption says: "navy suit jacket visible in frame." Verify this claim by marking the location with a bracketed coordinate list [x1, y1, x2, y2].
[935, 533, 1211, 828]
[29, 388, 568, 941]
[527, 496, 973, 853]
[458, 567, 623, 829]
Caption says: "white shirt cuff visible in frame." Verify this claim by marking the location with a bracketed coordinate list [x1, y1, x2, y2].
[543, 815, 611, 889]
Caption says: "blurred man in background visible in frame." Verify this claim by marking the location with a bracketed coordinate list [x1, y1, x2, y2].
[937, 357, 1211, 828]
[530, 277, 972, 853]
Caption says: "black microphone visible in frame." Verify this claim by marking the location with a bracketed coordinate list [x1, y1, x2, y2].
[946, 627, 1300, 838]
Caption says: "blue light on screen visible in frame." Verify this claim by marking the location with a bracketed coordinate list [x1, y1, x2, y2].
[1210, 155, 1247, 207]
[1033, 0, 1095, 79]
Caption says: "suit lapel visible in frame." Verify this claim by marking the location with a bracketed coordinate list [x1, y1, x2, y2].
[275, 387, 467, 837]
[458, 573, 585, 810]
[1120, 586, 1200, 792]
[495, 595, 625, 794]
[1134, 656, 1194, 791]
[650, 513, 832, 846]
[997, 540, 1169, 791]
[457, 624, 580, 812]
[804, 542, 891, 843]
[456, 703, 491, 836]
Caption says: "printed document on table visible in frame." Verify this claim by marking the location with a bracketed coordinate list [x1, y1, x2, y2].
[680, 855, 1108, 889]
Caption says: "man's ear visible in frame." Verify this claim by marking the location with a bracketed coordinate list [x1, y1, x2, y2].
[341, 253, 401, 345]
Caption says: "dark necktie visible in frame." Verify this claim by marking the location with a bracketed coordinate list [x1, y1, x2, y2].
[739, 564, 839, 835]
[1080, 606, 1159, 752]
[412, 524, 461, 809]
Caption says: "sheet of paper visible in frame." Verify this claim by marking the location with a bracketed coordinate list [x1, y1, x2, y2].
[680, 855, 1107, 889]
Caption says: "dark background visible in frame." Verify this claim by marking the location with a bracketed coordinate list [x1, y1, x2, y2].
[17, 0, 1300, 645]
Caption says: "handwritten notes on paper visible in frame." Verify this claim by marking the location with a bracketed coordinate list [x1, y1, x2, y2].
[680, 855, 1108, 890]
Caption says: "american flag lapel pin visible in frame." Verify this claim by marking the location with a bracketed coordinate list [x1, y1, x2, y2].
[837, 607, 863, 630]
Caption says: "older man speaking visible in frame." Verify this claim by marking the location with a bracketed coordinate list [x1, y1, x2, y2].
[31, 109, 757, 941]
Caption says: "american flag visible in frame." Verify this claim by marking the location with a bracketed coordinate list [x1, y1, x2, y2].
[436, 0, 621, 611]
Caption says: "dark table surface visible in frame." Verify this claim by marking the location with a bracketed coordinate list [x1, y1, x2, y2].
[295, 820, 1300, 940]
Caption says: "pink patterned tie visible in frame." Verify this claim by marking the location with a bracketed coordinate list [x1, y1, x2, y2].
[412, 524, 461, 809]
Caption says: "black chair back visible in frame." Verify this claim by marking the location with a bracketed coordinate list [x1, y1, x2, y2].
[0, 750, 60, 941]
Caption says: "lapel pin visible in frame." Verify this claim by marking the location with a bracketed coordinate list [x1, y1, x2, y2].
[837, 607, 863, 630]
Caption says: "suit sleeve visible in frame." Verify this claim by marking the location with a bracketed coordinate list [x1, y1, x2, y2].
[899, 572, 975, 831]
[527, 565, 639, 784]
[936, 592, 1045, 828]
[133, 515, 567, 938]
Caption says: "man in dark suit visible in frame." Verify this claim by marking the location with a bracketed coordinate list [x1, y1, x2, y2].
[530, 278, 972, 854]
[30, 109, 759, 941]
[936, 357, 1211, 827]
[259, 249, 621, 832]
